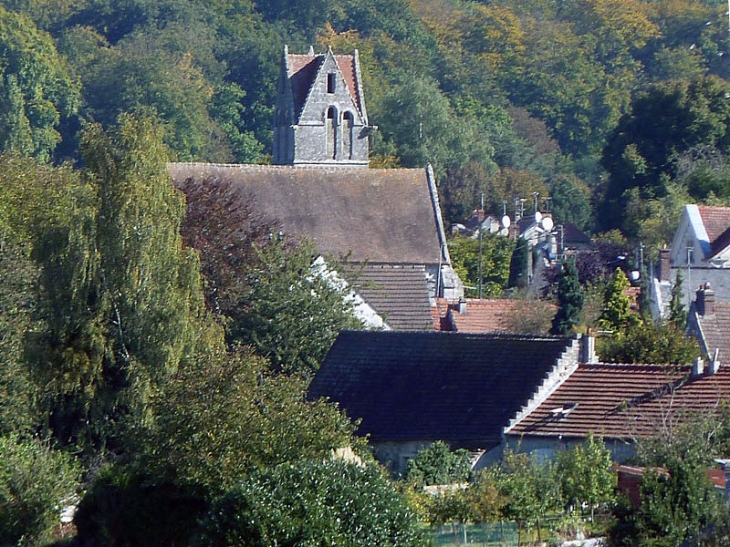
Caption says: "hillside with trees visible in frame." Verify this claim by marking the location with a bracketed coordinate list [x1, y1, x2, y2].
[1, 0, 730, 543]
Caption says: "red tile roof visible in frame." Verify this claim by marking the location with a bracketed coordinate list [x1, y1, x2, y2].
[447, 299, 556, 334]
[698, 206, 730, 257]
[508, 362, 730, 441]
[287, 53, 362, 123]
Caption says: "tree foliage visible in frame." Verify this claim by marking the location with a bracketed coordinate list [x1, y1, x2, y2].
[0, 5, 79, 161]
[448, 233, 515, 298]
[197, 459, 428, 547]
[406, 441, 471, 487]
[32, 112, 213, 451]
[551, 258, 585, 335]
[0, 433, 81, 546]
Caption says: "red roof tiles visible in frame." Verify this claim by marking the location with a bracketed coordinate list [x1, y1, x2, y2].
[698, 206, 730, 257]
[509, 362, 730, 441]
[446, 299, 556, 334]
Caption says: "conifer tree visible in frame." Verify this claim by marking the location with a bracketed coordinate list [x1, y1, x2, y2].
[551, 258, 584, 335]
[669, 268, 687, 327]
[599, 267, 636, 333]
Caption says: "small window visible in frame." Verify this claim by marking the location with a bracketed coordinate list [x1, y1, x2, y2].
[327, 72, 336, 94]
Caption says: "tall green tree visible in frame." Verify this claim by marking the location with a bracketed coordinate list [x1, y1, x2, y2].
[551, 258, 584, 335]
[33, 112, 214, 450]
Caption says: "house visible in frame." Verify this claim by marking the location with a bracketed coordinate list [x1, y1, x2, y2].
[308, 330, 595, 472]
[653, 205, 730, 319]
[170, 47, 463, 328]
[687, 283, 730, 363]
[505, 355, 729, 462]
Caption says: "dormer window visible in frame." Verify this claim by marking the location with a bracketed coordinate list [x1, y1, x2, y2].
[327, 73, 336, 94]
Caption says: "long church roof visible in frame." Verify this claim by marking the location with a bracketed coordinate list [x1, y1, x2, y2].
[168, 163, 447, 265]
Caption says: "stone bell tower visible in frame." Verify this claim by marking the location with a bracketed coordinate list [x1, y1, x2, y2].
[272, 46, 374, 167]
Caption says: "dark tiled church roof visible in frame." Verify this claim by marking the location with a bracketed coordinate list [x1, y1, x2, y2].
[169, 163, 444, 265]
[308, 330, 575, 448]
[345, 264, 433, 331]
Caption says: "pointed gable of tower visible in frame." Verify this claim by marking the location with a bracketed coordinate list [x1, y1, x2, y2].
[273, 46, 373, 167]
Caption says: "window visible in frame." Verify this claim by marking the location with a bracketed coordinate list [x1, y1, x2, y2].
[327, 72, 336, 94]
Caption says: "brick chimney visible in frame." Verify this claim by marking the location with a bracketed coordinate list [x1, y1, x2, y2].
[659, 248, 671, 282]
[696, 283, 715, 316]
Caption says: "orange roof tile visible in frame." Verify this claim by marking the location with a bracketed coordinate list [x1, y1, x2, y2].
[448, 299, 556, 334]
[509, 362, 730, 441]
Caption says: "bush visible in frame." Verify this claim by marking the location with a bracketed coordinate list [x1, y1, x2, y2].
[0, 434, 81, 546]
[197, 459, 430, 546]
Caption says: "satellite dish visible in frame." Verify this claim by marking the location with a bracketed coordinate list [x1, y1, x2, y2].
[534, 211, 542, 223]
[501, 215, 511, 228]
[499, 227, 509, 236]
[541, 217, 554, 232]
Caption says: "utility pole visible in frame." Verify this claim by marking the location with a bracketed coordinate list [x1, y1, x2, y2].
[478, 193, 484, 299]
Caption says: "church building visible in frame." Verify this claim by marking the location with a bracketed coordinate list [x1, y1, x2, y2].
[170, 47, 463, 330]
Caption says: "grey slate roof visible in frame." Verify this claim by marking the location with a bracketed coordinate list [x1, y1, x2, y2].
[345, 264, 433, 330]
[308, 330, 575, 448]
[694, 302, 730, 363]
[169, 163, 445, 265]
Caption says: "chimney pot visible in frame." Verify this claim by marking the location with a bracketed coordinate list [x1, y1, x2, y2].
[458, 298, 467, 314]
[696, 283, 715, 316]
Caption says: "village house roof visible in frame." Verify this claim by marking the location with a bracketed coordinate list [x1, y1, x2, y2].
[445, 298, 556, 334]
[169, 163, 447, 266]
[698, 205, 730, 258]
[344, 264, 433, 331]
[309, 330, 577, 449]
[506, 361, 730, 442]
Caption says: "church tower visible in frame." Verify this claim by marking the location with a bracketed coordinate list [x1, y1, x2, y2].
[272, 46, 374, 167]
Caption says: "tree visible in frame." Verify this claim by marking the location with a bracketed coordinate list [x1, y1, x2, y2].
[232, 240, 363, 376]
[127, 347, 358, 496]
[32, 112, 214, 451]
[600, 76, 730, 230]
[551, 258, 585, 335]
[178, 177, 362, 376]
[598, 267, 636, 333]
[448, 233, 515, 298]
[555, 433, 616, 520]
[508, 237, 530, 289]
[669, 268, 687, 327]
[406, 441, 471, 487]
[0, 434, 81, 546]
[196, 459, 428, 547]
[597, 319, 699, 364]
[609, 456, 728, 546]
[0, 5, 80, 160]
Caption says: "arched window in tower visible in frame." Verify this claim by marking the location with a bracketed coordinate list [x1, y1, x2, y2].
[326, 106, 337, 160]
[343, 111, 354, 160]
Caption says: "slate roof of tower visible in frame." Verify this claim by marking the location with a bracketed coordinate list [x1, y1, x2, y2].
[345, 264, 433, 331]
[507, 362, 730, 441]
[308, 330, 575, 447]
[169, 163, 444, 265]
